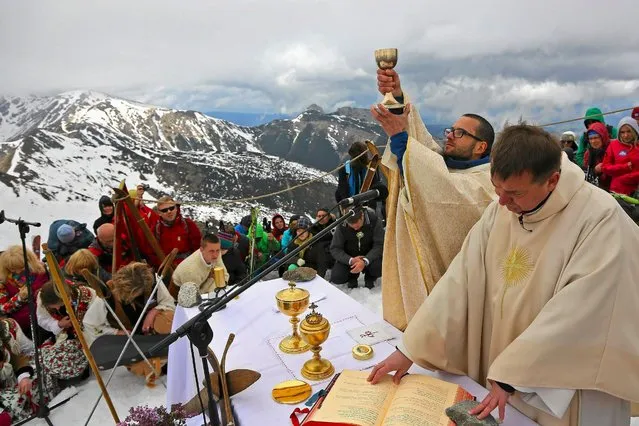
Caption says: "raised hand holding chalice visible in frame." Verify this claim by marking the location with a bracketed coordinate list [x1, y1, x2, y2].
[374, 48, 404, 113]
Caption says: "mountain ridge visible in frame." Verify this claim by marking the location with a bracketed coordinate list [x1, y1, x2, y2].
[0, 90, 389, 246]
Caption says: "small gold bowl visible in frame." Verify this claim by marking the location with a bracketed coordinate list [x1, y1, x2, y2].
[352, 344, 373, 361]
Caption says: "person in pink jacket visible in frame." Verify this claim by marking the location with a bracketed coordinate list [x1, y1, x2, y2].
[601, 117, 639, 195]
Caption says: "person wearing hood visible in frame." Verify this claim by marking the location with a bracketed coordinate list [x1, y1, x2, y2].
[583, 122, 611, 191]
[281, 217, 327, 278]
[601, 117, 639, 196]
[632, 107, 639, 127]
[47, 220, 95, 264]
[93, 195, 114, 235]
[248, 220, 277, 268]
[152, 196, 202, 268]
[270, 214, 287, 242]
[575, 107, 618, 166]
[234, 215, 252, 236]
[560, 131, 578, 163]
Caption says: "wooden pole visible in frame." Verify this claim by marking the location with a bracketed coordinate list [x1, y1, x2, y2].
[112, 201, 121, 274]
[42, 243, 121, 424]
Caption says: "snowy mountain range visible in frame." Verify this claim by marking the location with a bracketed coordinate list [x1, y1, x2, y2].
[0, 91, 385, 245]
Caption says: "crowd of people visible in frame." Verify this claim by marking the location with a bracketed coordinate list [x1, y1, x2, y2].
[0, 173, 388, 423]
[559, 108, 639, 199]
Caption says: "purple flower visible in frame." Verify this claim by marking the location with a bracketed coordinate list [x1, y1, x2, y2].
[117, 404, 186, 426]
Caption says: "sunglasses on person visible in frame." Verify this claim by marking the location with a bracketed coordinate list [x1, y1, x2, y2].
[159, 205, 176, 213]
[444, 127, 483, 142]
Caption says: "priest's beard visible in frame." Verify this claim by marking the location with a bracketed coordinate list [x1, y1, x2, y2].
[444, 144, 474, 162]
[445, 153, 472, 161]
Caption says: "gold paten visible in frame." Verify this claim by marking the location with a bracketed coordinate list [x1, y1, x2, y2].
[271, 379, 312, 404]
[299, 303, 334, 381]
[275, 282, 310, 354]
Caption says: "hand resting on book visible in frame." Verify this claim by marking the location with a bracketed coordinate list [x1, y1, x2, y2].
[366, 349, 412, 385]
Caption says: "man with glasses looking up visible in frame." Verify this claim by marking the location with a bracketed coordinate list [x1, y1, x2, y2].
[370, 68, 496, 330]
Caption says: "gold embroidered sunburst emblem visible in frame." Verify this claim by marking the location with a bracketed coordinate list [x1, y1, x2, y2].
[500, 246, 532, 318]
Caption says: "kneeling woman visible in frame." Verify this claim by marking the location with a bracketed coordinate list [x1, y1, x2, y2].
[36, 281, 96, 382]
[108, 262, 175, 336]
[99, 262, 175, 379]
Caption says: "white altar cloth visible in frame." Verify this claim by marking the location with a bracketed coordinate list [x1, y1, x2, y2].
[166, 276, 537, 426]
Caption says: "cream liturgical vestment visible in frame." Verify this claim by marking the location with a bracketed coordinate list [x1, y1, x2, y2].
[401, 156, 639, 425]
[381, 99, 496, 330]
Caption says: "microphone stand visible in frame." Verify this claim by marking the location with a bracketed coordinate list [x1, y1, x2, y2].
[0, 211, 72, 426]
[147, 206, 361, 425]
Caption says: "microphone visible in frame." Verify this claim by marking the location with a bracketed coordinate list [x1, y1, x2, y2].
[339, 189, 381, 206]
[0, 211, 41, 227]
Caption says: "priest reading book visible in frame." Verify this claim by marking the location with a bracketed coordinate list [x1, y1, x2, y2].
[301, 370, 474, 426]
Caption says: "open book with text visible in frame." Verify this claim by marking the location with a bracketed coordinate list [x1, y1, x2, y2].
[301, 369, 474, 426]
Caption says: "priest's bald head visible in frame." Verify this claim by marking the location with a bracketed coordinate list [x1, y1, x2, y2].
[97, 223, 115, 249]
[490, 124, 562, 215]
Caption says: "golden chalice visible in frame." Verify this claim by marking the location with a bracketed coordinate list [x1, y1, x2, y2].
[299, 303, 334, 381]
[374, 48, 404, 112]
[275, 282, 310, 354]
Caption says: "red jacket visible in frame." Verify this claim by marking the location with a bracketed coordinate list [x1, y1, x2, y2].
[601, 139, 639, 195]
[153, 212, 202, 267]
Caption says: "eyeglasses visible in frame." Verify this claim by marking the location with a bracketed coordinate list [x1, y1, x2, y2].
[159, 205, 176, 213]
[444, 127, 483, 142]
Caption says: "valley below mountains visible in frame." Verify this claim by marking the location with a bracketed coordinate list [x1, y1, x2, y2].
[0, 91, 386, 243]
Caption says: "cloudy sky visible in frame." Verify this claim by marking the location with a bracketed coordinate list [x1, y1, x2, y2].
[1, 0, 637, 127]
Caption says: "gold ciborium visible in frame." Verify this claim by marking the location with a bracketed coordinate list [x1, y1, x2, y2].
[275, 282, 310, 354]
[299, 303, 334, 381]
[374, 48, 404, 111]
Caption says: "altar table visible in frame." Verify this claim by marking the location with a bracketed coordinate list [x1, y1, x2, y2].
[166, 276, 537, 426]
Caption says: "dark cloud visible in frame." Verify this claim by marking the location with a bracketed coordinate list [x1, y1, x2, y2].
[0, 0, 637, 125]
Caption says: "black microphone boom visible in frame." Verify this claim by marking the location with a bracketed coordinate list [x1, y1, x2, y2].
[0, 210, 41, 227]
[338, 189, 380, 207]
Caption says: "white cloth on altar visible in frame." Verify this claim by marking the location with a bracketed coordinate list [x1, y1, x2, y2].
[166, 276, 538, 426]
